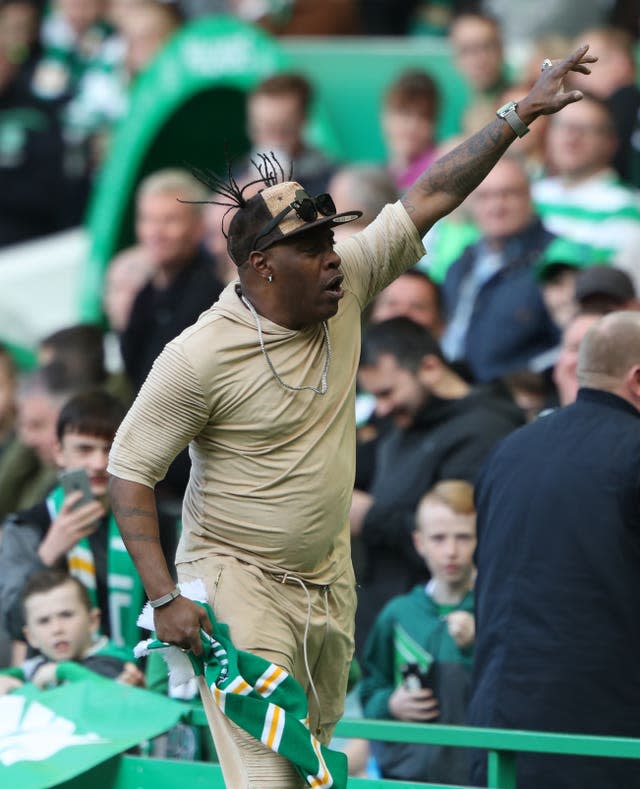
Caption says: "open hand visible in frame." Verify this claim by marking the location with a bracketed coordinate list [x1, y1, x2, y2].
[518, 45, 598, 122]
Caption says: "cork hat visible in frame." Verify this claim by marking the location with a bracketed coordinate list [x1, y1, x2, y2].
[227, 181, 362, 265]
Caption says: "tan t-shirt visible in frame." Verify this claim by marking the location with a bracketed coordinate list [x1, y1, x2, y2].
[108, 201, 425, 585]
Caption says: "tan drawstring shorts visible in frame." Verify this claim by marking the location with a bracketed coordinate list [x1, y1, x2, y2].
[178, 554, 356, 789]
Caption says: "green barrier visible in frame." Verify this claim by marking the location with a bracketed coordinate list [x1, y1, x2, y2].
[333, 718, 640, 786]
[57, 713, 640, 789]
[57, 756, 468, 788]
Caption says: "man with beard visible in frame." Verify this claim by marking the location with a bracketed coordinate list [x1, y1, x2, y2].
[352, 317, 522, 655]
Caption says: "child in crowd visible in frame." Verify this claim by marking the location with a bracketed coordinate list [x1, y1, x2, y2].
[0, 389, 176, 651]
[381, 68, 440, 192]
[0, 569, 142, 695]
[359, 480, 476, 784]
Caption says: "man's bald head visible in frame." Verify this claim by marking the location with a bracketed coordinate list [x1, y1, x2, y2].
[577, 312, 640, 399]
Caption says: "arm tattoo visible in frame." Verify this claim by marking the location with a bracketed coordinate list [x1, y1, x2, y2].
[111, 503, 156, 520]
[410, 120, 509, 205]
[118, 529, 160, 544]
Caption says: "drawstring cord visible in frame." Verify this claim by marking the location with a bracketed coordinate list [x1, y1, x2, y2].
[279, 572, 329, 726]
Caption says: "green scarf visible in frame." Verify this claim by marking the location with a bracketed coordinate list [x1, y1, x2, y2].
[48, 486, 145, 651]
[141, 603, 347, 789]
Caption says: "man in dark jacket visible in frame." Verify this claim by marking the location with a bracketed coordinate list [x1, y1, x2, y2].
[119, 168, 225, 500]
[441, 156, 558, 382]
[469, 310, 640, 788]
[352, 317, 523, 655]
[120, 168, 225, 393]
[0, 3, 66, 247]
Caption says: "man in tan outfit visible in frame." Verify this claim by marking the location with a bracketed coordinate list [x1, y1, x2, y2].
[108, 47, 595, 788]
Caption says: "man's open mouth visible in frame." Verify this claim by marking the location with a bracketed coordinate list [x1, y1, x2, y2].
[325, 275, 344, 293]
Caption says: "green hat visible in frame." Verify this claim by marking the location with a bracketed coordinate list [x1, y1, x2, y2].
[535, 238, 611, 282]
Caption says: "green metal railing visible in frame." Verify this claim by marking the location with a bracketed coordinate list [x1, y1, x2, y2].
[334, 718, 640, 787]
[58, 710, 640, 788]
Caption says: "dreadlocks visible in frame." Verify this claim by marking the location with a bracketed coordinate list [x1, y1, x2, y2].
[182, 152, 293, 240]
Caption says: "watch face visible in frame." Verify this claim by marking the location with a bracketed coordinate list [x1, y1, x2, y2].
[497, 101, 516, 117]
[496, 101, 529, 137]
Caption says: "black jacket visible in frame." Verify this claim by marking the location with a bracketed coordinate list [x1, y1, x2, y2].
[0, 68, 66, 246]
[121, 248, 224, 392]
[469, 388, 640, 788]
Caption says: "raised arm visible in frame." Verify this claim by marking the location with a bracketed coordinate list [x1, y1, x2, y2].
[109, 476, 211, 654]
[402, 44, 597, 236]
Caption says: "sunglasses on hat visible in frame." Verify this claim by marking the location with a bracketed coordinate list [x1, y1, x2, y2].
[254, 189, 337, 247]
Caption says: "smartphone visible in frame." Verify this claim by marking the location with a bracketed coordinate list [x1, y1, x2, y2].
[401, 661, 435, 690]
[58, 468, 95, 508]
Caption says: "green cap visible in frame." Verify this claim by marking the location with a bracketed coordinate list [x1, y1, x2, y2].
[535, 237, 612, 282]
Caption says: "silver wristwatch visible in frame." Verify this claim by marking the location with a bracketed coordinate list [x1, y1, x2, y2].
[496, 100, 530, 138]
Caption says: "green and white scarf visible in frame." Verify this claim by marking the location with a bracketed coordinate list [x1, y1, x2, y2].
[47, 486, 145, 651]
[135, 582, 347, 789]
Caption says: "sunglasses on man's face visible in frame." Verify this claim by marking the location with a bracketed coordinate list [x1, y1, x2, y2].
[254, 189, 336, 246]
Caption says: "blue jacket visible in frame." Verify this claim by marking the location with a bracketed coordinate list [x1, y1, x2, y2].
[442, 218, 558, 382]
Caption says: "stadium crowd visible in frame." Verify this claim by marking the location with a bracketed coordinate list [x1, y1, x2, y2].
[0, 1, 639, 786]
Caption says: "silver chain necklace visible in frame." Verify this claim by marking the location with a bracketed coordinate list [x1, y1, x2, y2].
[240, 294, 331, 395]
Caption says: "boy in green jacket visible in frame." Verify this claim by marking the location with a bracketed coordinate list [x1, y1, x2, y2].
[359, 480, 476, 783]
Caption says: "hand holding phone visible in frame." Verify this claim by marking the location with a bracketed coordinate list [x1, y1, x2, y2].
[401, 661, 435, 690]
[58, 468, 95, 508]
[38, 469, 106, 566]
[58, 466, 103, 534]
[389, 674, 440, 721]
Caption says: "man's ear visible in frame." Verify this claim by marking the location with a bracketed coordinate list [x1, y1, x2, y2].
[412, 527, 424, 557]
[418, 353, 443, 386]
[625, 364, 640, 402]
[248, 249, 270, 278]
